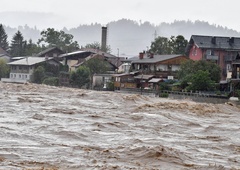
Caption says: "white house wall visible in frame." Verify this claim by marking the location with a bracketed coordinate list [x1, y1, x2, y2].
[172, 65, 179, 71]
[150, 64, 179, 71]
[10, 73, 31, 81]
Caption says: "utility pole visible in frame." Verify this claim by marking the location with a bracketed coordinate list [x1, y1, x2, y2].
[153, 30, 158, 40]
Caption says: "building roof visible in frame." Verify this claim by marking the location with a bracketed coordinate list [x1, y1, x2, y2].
[81, 48, 117, 58]
[36, 47, 64, 57]
[0, 47, 7, 54]
[8, 57, 54, 66]
[59, 50, 91, 58]
[187, 35, 240, 51]
[131, 54, 185, 64]
[148, 78, 163, 83]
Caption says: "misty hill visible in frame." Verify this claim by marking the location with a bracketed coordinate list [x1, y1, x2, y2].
[2, 17, 240, 56]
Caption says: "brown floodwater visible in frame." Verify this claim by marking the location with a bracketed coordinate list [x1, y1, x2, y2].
[0, 82, 239, 170]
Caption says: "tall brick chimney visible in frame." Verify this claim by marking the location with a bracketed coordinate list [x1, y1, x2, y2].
[139, 52, 144, 59]
[101, 26, 107, 51]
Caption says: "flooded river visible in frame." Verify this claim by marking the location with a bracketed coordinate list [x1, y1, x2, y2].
[0, 82, 239, 170]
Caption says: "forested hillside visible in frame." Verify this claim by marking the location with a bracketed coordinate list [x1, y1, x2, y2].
[3, 19, 240, 56]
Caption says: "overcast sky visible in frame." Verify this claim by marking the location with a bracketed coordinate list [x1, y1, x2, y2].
[1, 0, 240, 31]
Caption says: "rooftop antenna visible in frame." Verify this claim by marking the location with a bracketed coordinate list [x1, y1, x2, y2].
[153, 30, 158, 40]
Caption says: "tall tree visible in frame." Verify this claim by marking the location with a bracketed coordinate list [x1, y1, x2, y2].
[38, 28, 79, 53]
[10, 30, 27, 57]
[0, 24, 9, 51]
[169, 35, 188, 55]
[149, 36, 171, 54]
[149, 35, 188, 55]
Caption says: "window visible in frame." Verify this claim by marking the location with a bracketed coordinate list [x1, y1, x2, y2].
[192, 46, 197, 56]
[168, 65, 172, 71]
[206, 49, 214, 56]
[226, 64, 231, 71]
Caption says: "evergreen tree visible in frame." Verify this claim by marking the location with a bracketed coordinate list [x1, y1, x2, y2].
[10, 31, 27, 57]
[0, 24, 9, 51]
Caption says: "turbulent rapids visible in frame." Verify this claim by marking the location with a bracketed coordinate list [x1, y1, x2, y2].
[0, 82, 239, 170]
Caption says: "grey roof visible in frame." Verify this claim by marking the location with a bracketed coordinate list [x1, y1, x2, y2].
[59, 50, 88, 58]
[36, 47, 64, 57]
[8, 57, 54, 66]
[189, 35, 240, 50]
[131, 54, 185, 64]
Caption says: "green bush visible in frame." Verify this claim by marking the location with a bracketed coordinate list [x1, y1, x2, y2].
[215, 91, 221, 95]
[42, 77, 59, 86]
[32, 66, 45, 84]
[236, 90, 240, 99]
[107, 81, 114, 91]
[159, 93, 169, 98]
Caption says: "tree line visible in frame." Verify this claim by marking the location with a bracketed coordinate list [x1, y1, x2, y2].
[0, 24, 112, 57]
[0, 24, 80, 57]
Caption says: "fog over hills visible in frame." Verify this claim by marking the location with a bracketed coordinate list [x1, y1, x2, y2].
[1, 12, 240, 56]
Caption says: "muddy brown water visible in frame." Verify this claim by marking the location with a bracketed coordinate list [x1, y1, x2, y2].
[0, 82, 239, 170]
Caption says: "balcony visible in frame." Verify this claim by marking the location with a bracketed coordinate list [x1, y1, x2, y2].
[131, 69, 177, 78]
[232, 59, 240, 65]
[206, 55, 218, 60]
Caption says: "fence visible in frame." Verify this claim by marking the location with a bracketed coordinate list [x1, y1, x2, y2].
[117, 88, 230, 104]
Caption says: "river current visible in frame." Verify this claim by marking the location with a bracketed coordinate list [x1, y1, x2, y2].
[0, 82, 239, 169]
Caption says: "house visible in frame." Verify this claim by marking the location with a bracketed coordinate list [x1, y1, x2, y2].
[60, 50, 93, 71]
[130, 52, 188, 79]
[113, 72, 138, 90]
[186, 35, 240, 81]
[92, 74, 114, 90]
[72, 53, 118, 73]
[113, 53, 187, 91]
[1, 57, 60, 83]
[60, 48, 122, 72]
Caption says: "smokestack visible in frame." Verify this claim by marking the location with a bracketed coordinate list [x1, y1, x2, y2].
[101, 26, 107, 51]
